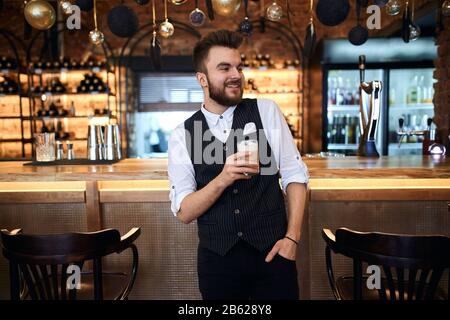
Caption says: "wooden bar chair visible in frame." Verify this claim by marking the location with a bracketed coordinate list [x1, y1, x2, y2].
[1, 227, 140, 300]
[322, 228, 450, 300]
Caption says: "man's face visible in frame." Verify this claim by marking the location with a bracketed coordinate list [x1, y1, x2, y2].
[198, 46, 245, 107]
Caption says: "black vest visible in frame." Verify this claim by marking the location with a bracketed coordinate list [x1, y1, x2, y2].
[184, 99, 287, 256]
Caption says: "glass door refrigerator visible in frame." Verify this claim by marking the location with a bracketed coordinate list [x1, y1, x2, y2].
[323, 66, 435, 156]
[387, 68, 435, 155]
[323, 68, 385, 155]
[321, 38, 437, 156]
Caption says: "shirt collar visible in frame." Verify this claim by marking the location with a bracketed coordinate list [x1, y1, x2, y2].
[201, 104, 237, 126]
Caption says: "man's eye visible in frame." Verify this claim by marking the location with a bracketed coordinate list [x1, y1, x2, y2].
[221, 67, 229, 71]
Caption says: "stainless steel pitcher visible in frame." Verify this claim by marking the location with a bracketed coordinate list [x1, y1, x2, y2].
[87, 125, 104, 160]
[103, 124, 122, 160]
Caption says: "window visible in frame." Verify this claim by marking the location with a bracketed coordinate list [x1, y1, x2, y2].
[128, 73, 202, 158]
[139, 73, 203, 110]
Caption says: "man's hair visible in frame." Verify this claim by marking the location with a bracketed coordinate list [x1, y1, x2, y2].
[193, 29, 243, 73]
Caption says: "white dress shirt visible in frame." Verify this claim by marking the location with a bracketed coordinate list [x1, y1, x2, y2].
[168, 98, 309, 215]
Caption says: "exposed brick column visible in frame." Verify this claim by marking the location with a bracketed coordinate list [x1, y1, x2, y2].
[433, 16, 450, 149]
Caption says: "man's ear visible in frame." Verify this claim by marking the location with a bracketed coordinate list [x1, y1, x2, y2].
[196, 72, 208, 88]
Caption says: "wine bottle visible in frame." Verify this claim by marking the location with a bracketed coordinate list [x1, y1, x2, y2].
[67, 101, 74, 117]
[41, 120, 49, 133]
[70, 60, 78, 69]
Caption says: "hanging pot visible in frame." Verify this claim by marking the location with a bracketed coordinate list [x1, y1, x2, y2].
[189, 0, 206, 26]
[374, 0, 389, 7]
[348, 0, 368, 46]
[75, 0, 93, 12]
[239, 0, 253, 35]
[316, 0, 350, 27]
[303, 0, 316, 58]
[401, 3, 411, 43]
[303, 20, 316, 58]
[151, 32, 162, 70]
[205, 0, 215, 20]
[107, 4, 139, 38]
[259, 0, 265, 33]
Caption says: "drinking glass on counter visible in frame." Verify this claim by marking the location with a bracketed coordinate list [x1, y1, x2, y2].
[34, 132, 55, 162]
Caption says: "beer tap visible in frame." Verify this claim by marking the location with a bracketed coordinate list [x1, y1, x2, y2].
[357, 55, 382, 157]
[397, 117, 435, 152]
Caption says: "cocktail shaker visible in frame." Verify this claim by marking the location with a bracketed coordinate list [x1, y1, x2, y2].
[87, 125, 104, 160]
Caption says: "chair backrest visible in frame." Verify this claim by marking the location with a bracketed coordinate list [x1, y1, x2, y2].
[1, 227, 140, 300]
[322, 228, 450, 300]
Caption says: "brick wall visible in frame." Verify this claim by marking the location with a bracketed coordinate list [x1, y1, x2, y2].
[433, 14, 450, 148]
[0, 0, 441, 153]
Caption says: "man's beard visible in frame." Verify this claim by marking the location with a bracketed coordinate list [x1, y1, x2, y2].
[207, 76, 243, 107]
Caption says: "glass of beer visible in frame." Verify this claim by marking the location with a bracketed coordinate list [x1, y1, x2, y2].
[237, 139, 259, 176]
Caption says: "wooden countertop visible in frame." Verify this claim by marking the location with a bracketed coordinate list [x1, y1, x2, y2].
[0, 156, 449, 182]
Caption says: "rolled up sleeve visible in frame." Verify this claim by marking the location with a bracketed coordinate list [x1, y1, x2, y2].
[261, 99, 309, 193]
[168, 125, 197, 216]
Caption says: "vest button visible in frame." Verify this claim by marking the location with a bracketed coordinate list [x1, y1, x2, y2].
[234, 209, 240, 214]
[237, 232, 243, 237]
[219, 115, 223, 119]
[233, 188, 239, 194]
[223, 145, 228, 151]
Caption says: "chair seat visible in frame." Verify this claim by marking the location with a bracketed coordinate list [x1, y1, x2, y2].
[336, 276, 448, 300]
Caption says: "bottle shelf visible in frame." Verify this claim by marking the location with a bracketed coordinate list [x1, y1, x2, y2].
[328, 144, 359, 150]
[0, 116, 26, 119]
[0, 93, 21, 97]
[389, 103, 434, 110]
[328, 105, 360, 112]
[0, 138, 32, 143]
[29, 92, 115, 98]
[244, 91, 301, 95]
[31, 67, 111, 75]
[0, 68, 24, 74]
[33, 115, 89, 119]
[388, 142, 423, 149]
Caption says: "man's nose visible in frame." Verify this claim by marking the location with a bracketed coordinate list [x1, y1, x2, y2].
[229, 67, 242, 78]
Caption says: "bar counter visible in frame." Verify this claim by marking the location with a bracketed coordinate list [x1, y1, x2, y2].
[0, 156, 449, 182]
[0, 156, 449, 299]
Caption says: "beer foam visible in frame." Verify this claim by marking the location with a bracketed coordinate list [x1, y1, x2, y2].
[237, 140, 258, 152]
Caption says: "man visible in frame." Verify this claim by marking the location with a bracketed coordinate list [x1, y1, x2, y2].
[168, 29, 309, 300]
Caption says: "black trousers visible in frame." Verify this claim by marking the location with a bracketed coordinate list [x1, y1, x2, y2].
[197, 241, 299, 300]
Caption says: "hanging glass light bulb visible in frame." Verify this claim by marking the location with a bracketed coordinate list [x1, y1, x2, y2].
[89, 29, 104, 45]
[89, 0, 104, 45]
[60, 0, 73, 14]
[266, 1, 283, 21]
[442, 1, 450, 17]
[386, 0, 401, 16]
[189, 8, 206, 26]
[159, 20, 174, 37]
[189, 0, 206, 26]
[159, 0, 174, 37]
